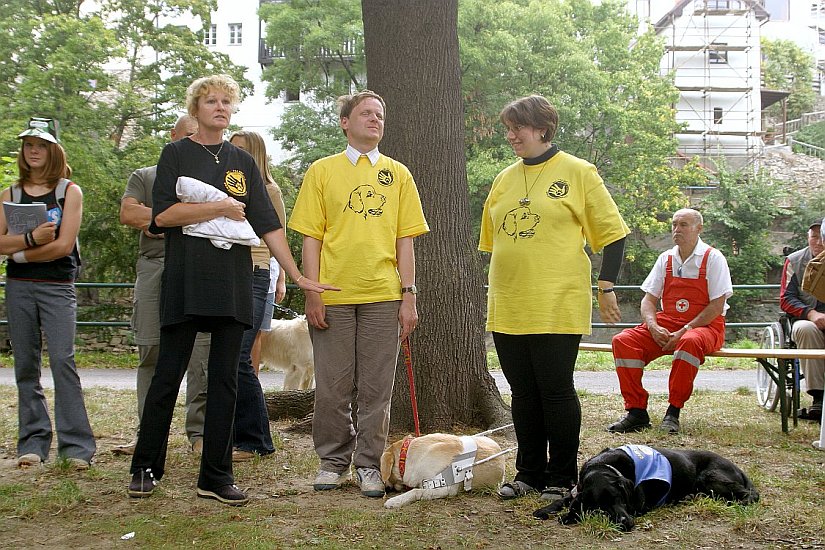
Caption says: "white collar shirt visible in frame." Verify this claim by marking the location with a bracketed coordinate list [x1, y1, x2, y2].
[640, 237, 733, 315]
[345, 144, 380, 166]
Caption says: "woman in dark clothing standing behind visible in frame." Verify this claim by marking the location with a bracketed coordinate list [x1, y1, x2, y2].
[127, 75, 336, 506]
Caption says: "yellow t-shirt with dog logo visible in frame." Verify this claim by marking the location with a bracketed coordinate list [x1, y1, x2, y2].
[479, 150, 629, 335]
[289, 152, 429, 305]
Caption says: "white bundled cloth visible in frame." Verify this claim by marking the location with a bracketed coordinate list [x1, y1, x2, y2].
[175, 176, 260, 249]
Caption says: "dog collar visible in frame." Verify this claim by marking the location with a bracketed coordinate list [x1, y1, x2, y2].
[398, 436, 414, 478]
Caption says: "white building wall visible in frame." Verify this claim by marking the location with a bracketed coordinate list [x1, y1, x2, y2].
[160, 0, 288, 162]
[625, 1, 765, 168]
[762, 0, 825, 95]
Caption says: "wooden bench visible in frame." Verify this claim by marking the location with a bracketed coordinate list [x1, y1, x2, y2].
[578, 342, 825, 433]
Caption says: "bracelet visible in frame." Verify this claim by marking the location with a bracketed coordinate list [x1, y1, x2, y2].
[296, 275, 305, 284]
[23, 232, 32, 248]
[12, 251, 28, 263]
[597, 287, 615, 295]
[29, 231, 37, 246]
[683, 324, 693, 331]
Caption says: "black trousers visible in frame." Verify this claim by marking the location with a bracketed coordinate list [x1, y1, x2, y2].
[131, 316, 245, 490]
[493, 332, 582, 490]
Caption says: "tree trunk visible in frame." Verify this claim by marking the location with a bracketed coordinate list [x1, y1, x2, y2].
[361, 0, 509, 432]
[265, 389, 315, 420]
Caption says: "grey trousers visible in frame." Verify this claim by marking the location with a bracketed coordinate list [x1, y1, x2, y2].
[310, 301, 400, 473]
[7, 279, 96, 462]
[791, 320, 825, 393]
[133, 255, 209, 443]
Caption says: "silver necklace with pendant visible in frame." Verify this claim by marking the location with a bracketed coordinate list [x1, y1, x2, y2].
[195, 138, 225, 164]
[520, 159, 549, 206]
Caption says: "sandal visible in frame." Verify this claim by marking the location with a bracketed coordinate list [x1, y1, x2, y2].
[498, 480, 538, 500]
[539, 486, 570, 502]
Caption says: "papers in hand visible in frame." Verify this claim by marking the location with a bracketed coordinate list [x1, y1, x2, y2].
[3, 201, 47, 235]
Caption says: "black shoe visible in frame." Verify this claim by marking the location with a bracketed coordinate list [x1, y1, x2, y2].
[607, 414, 651, 433]
[197, 484, 249, 506]
[128, 468, 156, 498]
[660, 414, 680, 434]
[798, 407, 822, 422]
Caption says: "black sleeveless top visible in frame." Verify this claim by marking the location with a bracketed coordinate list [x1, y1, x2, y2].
[6, 183, 80, 283]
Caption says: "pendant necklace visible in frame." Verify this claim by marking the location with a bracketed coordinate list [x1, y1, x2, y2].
[194, 136, 225, 164]
[520, 159, 549, 207]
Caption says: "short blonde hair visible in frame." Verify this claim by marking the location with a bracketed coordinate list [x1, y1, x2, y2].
[337, 90, 386, 136]
[185, 75, 241, 117]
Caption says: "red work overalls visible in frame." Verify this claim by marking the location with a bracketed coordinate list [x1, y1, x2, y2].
[612, 248, 725, 410]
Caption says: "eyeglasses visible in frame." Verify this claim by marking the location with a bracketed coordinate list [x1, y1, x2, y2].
[504, 124, 528, 134]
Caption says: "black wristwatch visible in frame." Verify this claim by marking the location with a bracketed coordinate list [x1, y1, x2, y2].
[597, 287, 615, 295]
[401, 285, 418, 295]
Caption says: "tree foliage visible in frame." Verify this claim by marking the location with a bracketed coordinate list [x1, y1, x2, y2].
[0, 0, 251, 280]
[700, 165, 788, 316]
[261, 0, 702, 279]
[761, 37, 816, 121]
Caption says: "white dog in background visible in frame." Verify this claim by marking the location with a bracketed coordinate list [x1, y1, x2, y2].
[380, 433, 506, 508]
[259, 316, 315, 390]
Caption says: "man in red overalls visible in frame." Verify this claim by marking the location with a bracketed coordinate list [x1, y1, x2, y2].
[608, 209, 733, 434]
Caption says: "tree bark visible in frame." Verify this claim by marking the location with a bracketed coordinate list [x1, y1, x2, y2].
[361, 0, 509, 432]
[265, 389, 314, 420]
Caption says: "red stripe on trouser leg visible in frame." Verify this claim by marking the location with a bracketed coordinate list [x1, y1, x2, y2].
[617, 366, 648, 410]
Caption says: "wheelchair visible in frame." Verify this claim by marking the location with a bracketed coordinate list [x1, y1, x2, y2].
[756, 314, 802, 414]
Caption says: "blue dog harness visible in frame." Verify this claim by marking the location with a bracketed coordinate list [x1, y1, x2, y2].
[619, 444, 672, 507]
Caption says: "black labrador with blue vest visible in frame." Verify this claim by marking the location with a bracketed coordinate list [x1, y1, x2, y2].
[533, 445, 759, 531]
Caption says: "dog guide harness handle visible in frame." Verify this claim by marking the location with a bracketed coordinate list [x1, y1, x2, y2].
[421, 435, 477, 492]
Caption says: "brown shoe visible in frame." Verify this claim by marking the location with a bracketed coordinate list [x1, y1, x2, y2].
[191, 439, 203, 454]
[232, 449, 256, 462]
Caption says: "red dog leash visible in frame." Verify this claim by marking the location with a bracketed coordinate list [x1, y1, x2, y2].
[401, 337, 421, 437]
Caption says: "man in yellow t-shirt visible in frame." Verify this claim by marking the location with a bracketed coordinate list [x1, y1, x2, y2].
[289, 90, 429, 498]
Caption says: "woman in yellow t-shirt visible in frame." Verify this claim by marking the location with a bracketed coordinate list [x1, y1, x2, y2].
[479, 95, 629, 502]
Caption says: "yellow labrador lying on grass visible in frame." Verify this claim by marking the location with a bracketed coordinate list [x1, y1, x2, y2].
[380, 433, 506, 508]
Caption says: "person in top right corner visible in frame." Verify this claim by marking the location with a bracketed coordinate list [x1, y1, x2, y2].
[779, 218, 825, 422]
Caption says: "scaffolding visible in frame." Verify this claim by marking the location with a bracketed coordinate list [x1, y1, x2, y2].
[656, 0, 768, 171]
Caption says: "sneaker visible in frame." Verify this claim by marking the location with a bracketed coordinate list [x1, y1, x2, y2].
[232, 449, 256, 462]
[112, 442, 136, 456]
[66, 458, 90, 471]
[498, 480, 538, 500]
[313, 469, 352, 491]
[660, 414, 680, 434]
[191, 439, 203, 454]
[355, 467, 385, 498]
[607, 413, 651, 433]
[197, 484, 249, 506]
[17, 453, 42, 468]
[128, 468, 157, 498]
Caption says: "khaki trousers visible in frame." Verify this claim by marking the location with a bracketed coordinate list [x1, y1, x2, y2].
[310, 301, 400, 473]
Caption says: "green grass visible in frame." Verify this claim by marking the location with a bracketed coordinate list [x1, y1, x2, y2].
[0, 386, 823, 548]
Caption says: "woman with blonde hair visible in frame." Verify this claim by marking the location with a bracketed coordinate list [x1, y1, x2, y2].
[0, 117, 95, 470]
[128, 75, 336, 506]
[227, 130, 287, 460]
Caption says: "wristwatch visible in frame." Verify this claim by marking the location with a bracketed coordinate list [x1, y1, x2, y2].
[401, 285, 418, 295]
[597, 287, 615, 295]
